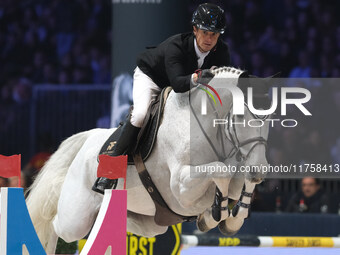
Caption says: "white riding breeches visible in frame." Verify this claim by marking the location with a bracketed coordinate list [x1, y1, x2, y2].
[131, 67, 162, 128]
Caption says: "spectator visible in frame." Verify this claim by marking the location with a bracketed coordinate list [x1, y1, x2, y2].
[285, 177, 330, 213]
[288, 51, 311, 78]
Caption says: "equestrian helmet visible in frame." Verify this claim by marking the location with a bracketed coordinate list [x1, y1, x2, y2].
[192, 3, 226, 34]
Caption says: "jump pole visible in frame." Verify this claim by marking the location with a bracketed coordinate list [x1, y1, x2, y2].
[181, 234, 340, 248]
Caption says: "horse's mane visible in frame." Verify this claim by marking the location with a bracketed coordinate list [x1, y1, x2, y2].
[211, 66, 246, 79]
[210, 66, 271, 109]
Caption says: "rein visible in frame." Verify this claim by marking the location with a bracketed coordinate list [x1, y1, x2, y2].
[189, 89, 228, 162]
[190, 90, 268, 164]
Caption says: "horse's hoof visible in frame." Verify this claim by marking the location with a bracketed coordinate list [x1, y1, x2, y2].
[196, 214, 210, 233]
[218, 217, 244, 236]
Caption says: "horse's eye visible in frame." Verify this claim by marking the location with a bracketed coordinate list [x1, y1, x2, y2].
[254, 114, 269, 120]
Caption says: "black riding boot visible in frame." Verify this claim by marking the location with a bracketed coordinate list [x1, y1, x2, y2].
[92, 119, 140, 194]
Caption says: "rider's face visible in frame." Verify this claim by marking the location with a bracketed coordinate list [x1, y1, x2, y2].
[193, 27, 220, 53]
[301, 177, 319, 198]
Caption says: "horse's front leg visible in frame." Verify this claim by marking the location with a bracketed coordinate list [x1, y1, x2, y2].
[170, 162, 213, 231]
[173, 161, 234, 233]
[218, 178, 255, 236]
[170, 161, 235, 232]
[169, 163, 218, 209]
[196, 175, 232, 232]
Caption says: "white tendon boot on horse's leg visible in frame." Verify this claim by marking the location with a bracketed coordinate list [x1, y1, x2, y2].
[196, 176, 232, 232]
[219, 178, 256, 236]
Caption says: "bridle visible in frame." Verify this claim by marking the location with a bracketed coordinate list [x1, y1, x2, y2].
[189, 76, 270, 222]
[225, 103, 268, 164]
[190, 93, 268, 164]
[190, 96, 269, 222]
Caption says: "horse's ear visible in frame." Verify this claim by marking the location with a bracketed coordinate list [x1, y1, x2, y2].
[268, 72, 281, 78]
[264, 72, 281, 89]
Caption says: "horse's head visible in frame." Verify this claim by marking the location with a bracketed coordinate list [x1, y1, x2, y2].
[208, 67, 276, 183]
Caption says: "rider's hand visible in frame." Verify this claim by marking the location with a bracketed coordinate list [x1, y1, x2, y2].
[196, 69, 214, 85]
[191, 73, 199, 87]
[192, 73, 198, 83]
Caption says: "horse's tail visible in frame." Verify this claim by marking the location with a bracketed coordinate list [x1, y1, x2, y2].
[26, 130, 93, 249]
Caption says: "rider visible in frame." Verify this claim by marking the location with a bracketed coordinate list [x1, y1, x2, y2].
[93, 3, 231, 194]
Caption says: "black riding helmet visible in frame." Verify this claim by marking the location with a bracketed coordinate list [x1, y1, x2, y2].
[192, 3, 226, 34]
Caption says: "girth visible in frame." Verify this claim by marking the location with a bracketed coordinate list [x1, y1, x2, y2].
[133, 153, 197, 226]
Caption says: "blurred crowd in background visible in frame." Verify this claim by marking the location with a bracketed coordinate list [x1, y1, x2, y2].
[0, 0, 111, 153]
[0, 0, 112, 169]
[189, 0, 340, 212]
[188, 0, 340, 167]
[0, 0, 111, 87]
[0, 0, 340, 213]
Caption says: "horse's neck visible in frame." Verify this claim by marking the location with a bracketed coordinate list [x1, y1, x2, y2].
[171, 87, 233, 120]
[163, 68, 245, 163]
[166, 88, 233, 163]
[169, 67, 245, 118]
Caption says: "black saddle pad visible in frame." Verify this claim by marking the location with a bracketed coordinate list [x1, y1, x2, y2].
[100, 87, 172, 164]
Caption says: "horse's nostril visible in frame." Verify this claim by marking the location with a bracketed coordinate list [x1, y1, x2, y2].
[251, 177, 263, 184]
[236, 152, 243, 162]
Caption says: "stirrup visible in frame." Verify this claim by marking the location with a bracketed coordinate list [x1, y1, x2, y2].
[92, 177, 118, 195]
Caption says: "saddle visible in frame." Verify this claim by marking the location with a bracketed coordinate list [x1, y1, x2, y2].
[99, 86, 197, 226]
[99, 86, 173, 163]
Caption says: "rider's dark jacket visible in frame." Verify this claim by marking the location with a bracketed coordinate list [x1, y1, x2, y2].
[136, 32, 230, 93]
